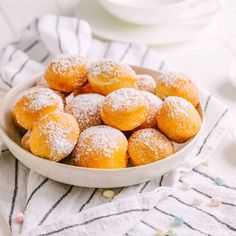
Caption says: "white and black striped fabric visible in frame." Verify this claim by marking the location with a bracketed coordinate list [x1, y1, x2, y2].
[0, 15, 234, 236]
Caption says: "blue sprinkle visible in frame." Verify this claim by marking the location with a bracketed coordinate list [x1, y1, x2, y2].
[173, 216, 183, 226]
[214, 177, 225, 186]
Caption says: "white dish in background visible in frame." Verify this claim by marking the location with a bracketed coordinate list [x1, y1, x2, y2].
[75, 0, 221, 45]
[0, 66, 205, 188]
[99, 0, 190, 25]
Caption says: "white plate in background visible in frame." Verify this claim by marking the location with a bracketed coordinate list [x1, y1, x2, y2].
[74, 0, 221, 45]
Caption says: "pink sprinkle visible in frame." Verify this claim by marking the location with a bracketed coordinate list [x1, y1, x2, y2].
[15, 213, 24, 223]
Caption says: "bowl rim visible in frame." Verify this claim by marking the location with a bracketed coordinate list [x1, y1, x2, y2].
[99, 0, 190, 10]
[0, 69, 205, 173]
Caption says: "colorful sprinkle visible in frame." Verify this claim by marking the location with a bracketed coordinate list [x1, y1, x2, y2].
[155, 228, 168, 236]
[182, 181, 191, 191]
[168, 228, 178, 236]
[173, 216, 183, 226]
[202, 160, 209, 166]
[214, 177, 225, 186]
[15, 213, 24, 223]
[192, 197, 203, 206]
[210, 196, 222, 207]
[103, 190, 115, 199]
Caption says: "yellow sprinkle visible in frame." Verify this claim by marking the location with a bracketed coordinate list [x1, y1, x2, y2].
[202, 160, 209, 166]
[155, 228, 168, 236]
[103, 190, 115, 199]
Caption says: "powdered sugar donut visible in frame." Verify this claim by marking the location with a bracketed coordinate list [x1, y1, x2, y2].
[156, 96, 202, 143]
[101, 88, 147, 131]
[156, 72, 199, 107]
[45, 55, 90, 92]
[30, 112, 79, 161]
[13, 87, 64, 130]
[134, 74, 156, 93]
[65, 93, 105, 132]
[137, 91, 162, 129]
[128, 128, 174, 166]
[87, 58, 136, 95]
[73, 125, 128, 168]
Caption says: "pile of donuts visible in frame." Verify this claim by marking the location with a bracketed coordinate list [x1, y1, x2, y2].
[12, 55, 202, 169]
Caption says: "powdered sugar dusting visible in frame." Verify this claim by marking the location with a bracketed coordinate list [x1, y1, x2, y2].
[141, 91, 162, 108]
[131, 129, 173, 155]
[17, 87, 64, 112]
[104, 88, 147, 112]
[134, 74, 156, 93]
[65, 94, 105, 132]
[89, 58, 135, 79]
[40, 121, 76, 160]
[140, 91, 162, 125]
[74, 125, 127, 160]
[158, 71, 189, 88]
[164, 96, 191, 119]
[51, 54, 90, 76]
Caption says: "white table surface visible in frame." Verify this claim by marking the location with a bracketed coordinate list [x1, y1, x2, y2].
[0, 0, 236, 235]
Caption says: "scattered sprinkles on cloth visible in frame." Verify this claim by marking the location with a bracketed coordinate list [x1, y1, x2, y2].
[15, 213, 24, 224]
[155, 228, 168, 236]
[210, 196, 222, 207]
[103, 190, 115, 199]
[214, 177, 225, 186]
[173, 216, 183, 227]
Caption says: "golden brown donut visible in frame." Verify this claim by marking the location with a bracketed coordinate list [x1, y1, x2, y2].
[73, 82, 94, 96]
[156, 96, 202, 143]
[134, 74, 156, 94]
[87, 58, 136, 95]
[128, 128, 174, 166]
[73, 125, 128, 169]
[13, 87, 64, 130]
[136, 91, 162, 129]
[45, 55, 90, 92]
[101, 88, 147, 131]
[30, 112, 79, 161]
[65, 93, 105, 132]
[156, 72, 199, 107]
[21, 130, 31, 152]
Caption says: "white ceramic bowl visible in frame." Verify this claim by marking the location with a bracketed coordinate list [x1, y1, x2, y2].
[0, 66, 204, 188]
[99, 0, 190, 25]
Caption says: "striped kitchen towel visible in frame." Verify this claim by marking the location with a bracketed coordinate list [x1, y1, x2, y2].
[0, 15, 235, 236]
